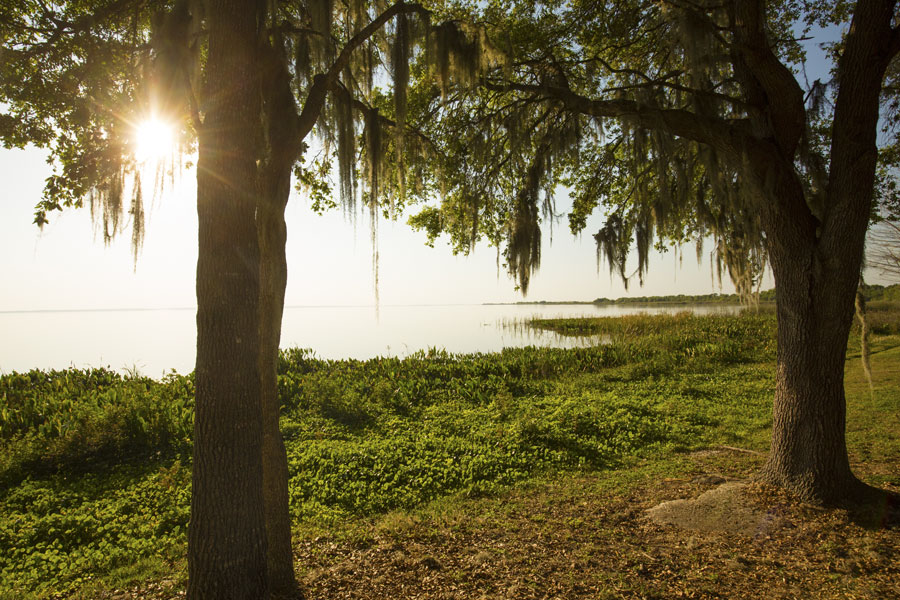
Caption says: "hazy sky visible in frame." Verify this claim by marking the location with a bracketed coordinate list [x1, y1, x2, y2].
[0, 142, 767, 312]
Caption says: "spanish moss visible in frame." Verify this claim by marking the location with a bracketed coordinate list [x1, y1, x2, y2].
[594, 213, 630, 287]
[392, 10, 410, 201]
[506, 144, 551, 295]
[130, 177, 145, 267]
[430, 21, 504, 100]
[309, 0, 335, 69]
[856, 277, 874, 397]
[364, 106, 383, 202]
[335, 81, 356, 212]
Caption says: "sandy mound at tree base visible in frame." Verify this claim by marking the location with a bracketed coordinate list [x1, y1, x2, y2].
[646, 481, 782, 537]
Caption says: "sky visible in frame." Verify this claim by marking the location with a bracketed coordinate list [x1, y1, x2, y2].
[0, 141, 768, 312]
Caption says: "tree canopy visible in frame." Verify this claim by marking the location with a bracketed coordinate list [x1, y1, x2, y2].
[401, 0, 897, 300]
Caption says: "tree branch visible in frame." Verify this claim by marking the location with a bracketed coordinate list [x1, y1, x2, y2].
[730, 0, 805, 159]
[295, 1, 427, 141]
[602, 78, 747, 111]
[16, 0, 150, 58]
[821, 0, 900, 268]
[484, 78, 763, 160]
[330, 80, 438, 154]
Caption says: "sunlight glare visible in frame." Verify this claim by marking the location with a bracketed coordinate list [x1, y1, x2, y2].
[134, 118, 175, 163]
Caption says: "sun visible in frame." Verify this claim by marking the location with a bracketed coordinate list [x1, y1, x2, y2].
[134, 117, 175, 163]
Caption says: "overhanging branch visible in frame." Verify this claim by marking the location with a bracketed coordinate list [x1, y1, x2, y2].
[484, 78, 762, 159]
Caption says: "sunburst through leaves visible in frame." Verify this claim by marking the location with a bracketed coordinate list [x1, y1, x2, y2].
[133, 117, 176, 164]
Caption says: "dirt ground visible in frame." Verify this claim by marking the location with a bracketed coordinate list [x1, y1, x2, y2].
[105, 449, 900, 600]
[294, 457, 899, 599]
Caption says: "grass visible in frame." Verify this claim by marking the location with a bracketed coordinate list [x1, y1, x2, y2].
[0, 309, 897, 598]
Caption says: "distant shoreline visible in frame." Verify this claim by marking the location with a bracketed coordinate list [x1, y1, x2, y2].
[485, 283, 900, 306]
[483, 300, 760, 306]
[484, 290, 776, 306]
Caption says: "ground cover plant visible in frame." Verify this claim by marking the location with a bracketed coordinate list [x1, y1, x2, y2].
[0, 309, 897, 598]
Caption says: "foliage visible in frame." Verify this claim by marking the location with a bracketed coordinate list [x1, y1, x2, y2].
[506, 289, 778, 305]
[0, 460, 190, 598]
[0, 369, 193, 486]
[398, 1, 894, 305]
[0, 0, 507, 248]
[0, 311, 783, 596]
[274, 335, 729, 521]
[529, 312, 776, 362]
[0, 0, 179, 244]
[860, 283, 900, 302]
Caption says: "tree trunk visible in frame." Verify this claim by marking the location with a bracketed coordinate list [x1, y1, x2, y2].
[749, 116, 875, 504]
[758, 235, 867, 503]
[257, 169, 295, 596]
[255, 36, 305, 598]
[251, 16, 413, 589]
[188, 1, 270, 598]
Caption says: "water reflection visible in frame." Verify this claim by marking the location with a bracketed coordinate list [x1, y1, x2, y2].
[494, 316, 611, 348]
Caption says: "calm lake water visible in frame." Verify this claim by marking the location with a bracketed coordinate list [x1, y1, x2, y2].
[0, 303, 740, 379]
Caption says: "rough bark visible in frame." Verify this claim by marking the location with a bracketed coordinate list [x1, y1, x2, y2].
[258, 186, 294, 595]
[753, 0, 898, 503]
[257, 139, 297, 598]
[257, 37, 304, 598]
[759, 222, 865, 503]
[188, 0, 269, 598]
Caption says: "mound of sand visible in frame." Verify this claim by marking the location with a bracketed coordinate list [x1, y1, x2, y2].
[646, 481, 781, 537]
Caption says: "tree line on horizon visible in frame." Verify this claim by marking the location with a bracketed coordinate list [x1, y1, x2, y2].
[511, 284, 900, 306]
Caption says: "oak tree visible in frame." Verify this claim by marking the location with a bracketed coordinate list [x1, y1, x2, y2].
[405, 0, 900, 504]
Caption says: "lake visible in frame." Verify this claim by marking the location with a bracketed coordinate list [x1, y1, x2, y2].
[0, 303, 741, 379]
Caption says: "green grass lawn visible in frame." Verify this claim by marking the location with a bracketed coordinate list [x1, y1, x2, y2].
[1, 309, 897, 599]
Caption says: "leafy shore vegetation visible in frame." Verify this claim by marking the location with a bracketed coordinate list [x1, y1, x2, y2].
[1, 310, 897, 598]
